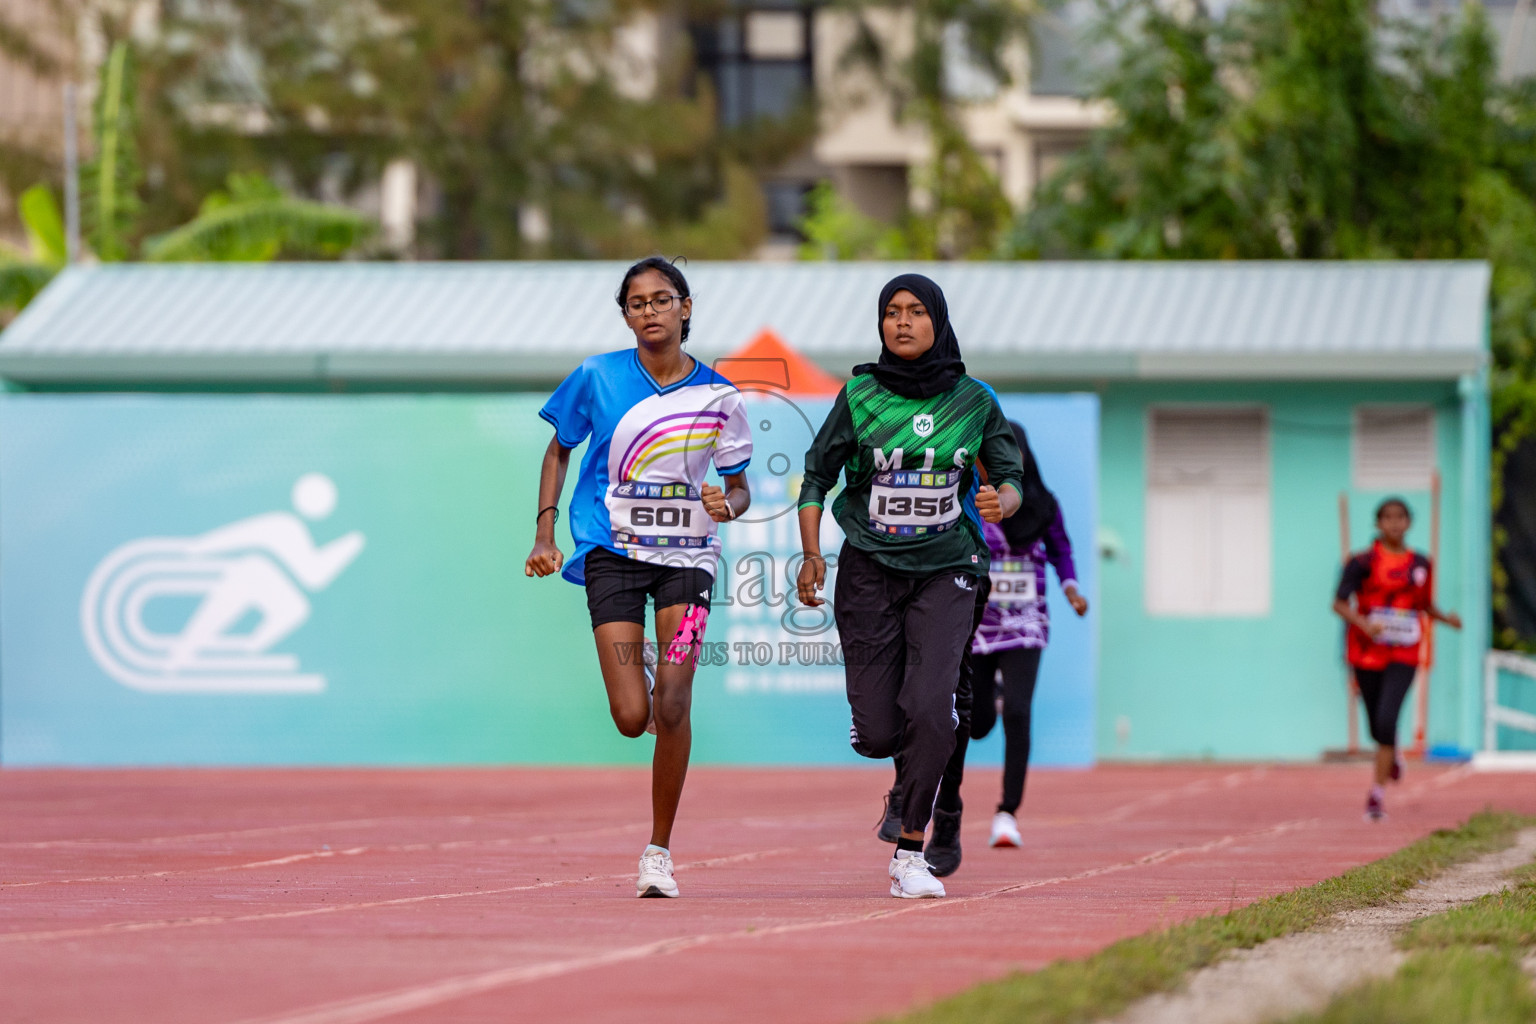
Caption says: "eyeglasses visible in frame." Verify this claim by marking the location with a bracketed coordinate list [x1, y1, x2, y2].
[624, 294, 683, 317]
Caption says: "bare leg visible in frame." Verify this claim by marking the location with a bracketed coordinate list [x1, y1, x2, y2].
[1374, 744, 1395, 787]
[592, 621, 650, 738]
[650, 603, 700, 850]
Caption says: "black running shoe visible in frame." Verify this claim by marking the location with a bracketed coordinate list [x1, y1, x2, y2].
[925, 808, 962, 877]
[876, 789, 902, 844]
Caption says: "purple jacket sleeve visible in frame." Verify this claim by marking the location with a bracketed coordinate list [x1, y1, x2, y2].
[1041, 507, 1079, 588]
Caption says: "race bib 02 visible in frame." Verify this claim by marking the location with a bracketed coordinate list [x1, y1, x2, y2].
[867, 469, 963, 537]
[609, 481, 711, 549]
[1367, 607, 1422, 648]
[988, 559, 1039, 607]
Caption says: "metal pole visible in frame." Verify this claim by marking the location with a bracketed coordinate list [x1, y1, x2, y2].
[1339, 492, 1360, 755]
[63, 81, 80, 263]
[1484, 651, 1496, 754]
[1410, 468, 1441, 758]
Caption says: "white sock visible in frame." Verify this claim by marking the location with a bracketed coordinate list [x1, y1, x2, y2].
[1370, 784, 1385, 800]
[644, 844, 669, 857]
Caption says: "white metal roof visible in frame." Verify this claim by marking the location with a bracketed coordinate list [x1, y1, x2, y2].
[0, 260, 1490, 384]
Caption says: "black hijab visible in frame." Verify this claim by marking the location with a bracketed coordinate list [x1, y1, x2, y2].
[1000, 420, 1059, 551]
[853, 273, 967, 399]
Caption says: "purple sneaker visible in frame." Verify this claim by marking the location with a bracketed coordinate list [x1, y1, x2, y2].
[1389, 756, 1403, 782]
[1365, 789, 1386, 821]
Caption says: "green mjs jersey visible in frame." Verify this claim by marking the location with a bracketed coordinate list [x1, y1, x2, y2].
[798, 374, 1025, 578]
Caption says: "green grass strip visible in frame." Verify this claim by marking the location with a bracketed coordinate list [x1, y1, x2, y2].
[883, 809, 1533, 1024]
[1276, 949, 1536, 1024]
[1280, 837, 1536, 1023]
[1402, 855, 1536, 951]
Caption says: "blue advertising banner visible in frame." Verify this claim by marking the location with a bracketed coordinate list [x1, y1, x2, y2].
[0, 391, 1096, 766]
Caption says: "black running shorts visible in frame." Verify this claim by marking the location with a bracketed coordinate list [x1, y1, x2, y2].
[583, 547, 714, 629]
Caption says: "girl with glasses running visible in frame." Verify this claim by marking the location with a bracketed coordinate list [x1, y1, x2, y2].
[527, 257, 752, 897]
[796, 273, 1029, 899]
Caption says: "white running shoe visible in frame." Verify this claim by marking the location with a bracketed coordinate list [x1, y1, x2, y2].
[888, 852, 946, 899]
[989, 811, 1022, 848]
[643, 641, 658, 736]
[637, 846, 678, 898]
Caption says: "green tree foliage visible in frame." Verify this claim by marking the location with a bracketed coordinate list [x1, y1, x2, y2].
[798, 181, 913, 259]
[129, 0, 809, 259]
[0, 33, 375, 318]
[0, 185, 67, 314]
[143, 171, 374, 262]
[83, 41, 144, 262]
[1013, 0, 1536, 646]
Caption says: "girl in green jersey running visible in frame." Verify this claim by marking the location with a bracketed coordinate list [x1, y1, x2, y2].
[796, 273, 1028, 899]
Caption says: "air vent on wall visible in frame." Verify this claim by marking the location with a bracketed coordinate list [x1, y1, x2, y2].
[1353, 406, 1434, 490]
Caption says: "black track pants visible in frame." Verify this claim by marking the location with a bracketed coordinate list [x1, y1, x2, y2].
[1354, 662, 1416, 747]
[836, 542, 980, 836]
[898, 579, 990, 817]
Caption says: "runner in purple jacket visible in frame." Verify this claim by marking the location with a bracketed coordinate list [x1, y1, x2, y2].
[968, 507, 1087, 849]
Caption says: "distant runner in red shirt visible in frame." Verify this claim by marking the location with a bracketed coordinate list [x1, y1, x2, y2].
[1332, 497, 1461, 821]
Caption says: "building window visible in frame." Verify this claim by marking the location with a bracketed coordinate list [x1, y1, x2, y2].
[1353, 405, 1435, 490]
[1029, 0, 1100, 97]
[691, 5, 814, 127]
[762, 180, 810, 235]
[1033, 136, 1086, 193]
[1145, 407, 1272, 617]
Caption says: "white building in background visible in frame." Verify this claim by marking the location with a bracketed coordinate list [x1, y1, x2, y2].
[811, 3, 1105, 221]
[686, 0, 1106, 245]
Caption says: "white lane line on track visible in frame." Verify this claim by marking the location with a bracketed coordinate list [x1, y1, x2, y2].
[0, 822, 653, 890]
[3, 767, 1269, 851]
[0, 771, 1283, 892]
[0, 874, 630, 945]
[215, 818, 1320, 1024]
[0, 846, 375, 889]
[0, 835, 865, 944]
[0, 807, 875, 890]
[0, 814, 536, 850]
[1100, 768, 1267, 823]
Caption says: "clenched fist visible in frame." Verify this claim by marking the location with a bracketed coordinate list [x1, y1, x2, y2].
[975, 484, 1005, 523]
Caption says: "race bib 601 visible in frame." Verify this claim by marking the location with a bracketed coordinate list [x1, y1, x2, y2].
[609, 481, 711, 549]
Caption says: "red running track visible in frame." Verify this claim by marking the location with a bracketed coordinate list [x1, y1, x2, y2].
[2, 764, 1533, 1024]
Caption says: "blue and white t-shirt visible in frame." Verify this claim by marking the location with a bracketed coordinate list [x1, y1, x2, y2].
[540, 350, 753, 586]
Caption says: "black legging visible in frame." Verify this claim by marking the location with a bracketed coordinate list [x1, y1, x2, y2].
[1354, 663, 1416, 747]
[967, 647, 1043, 815]
[896, 579, 988, 817]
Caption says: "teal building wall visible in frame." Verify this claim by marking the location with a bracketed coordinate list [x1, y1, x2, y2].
[1093, 380, 1486, 761]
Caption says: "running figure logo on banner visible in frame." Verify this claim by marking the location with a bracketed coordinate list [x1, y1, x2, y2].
[80, 473, 365, 694]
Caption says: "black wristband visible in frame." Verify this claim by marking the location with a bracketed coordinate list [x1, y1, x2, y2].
[536, 505, 559, 524]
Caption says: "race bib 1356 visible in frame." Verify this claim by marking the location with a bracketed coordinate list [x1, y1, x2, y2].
[867, 469, 963, 537]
